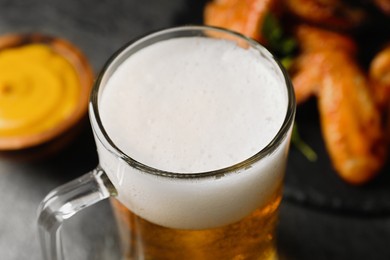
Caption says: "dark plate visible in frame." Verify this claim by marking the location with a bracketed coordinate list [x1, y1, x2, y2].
[284, 99, 390, 216]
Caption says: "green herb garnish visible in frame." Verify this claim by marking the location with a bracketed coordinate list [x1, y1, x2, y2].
[263, 14, 316, 161]
[262, 13, 297, 56]
[292, 124, 318, 162]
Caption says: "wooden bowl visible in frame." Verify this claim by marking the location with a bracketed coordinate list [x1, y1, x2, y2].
[0, 34, 94, 150]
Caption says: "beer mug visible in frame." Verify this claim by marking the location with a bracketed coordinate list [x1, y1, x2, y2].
[38, 26, 296, 260]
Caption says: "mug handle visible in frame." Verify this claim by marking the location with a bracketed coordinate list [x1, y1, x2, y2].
[37, 167, 117, 260]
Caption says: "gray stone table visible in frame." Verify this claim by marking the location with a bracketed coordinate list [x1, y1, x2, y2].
[0, 0, 389, 259]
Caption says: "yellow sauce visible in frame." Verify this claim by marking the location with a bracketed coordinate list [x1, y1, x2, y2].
[0, 44, 81, 137]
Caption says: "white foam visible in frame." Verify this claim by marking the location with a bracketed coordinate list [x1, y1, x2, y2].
[96, 37, 291, 229]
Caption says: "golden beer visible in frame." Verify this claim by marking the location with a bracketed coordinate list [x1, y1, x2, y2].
[112, 186, 281, 260]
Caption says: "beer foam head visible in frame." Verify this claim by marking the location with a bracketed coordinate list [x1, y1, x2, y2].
[96, 35, 291, 229]
[100, 37, 287, 173]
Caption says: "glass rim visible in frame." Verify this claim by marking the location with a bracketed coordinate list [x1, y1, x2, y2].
[90, 25, 296, 179]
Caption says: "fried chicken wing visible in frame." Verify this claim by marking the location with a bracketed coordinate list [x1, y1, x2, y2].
[283, 0, 366, 30]
[369, 45, 390, 109]
[370, 44, 390, 146]
[294, 24, 357, 54]
[204, 0, 278, 43]
[290, 25, 357, 103]
[291, 25, 386, 184]
[290, 52, 323, 103]
[374, 0, 390, 15]
[317, 51, 386, 184]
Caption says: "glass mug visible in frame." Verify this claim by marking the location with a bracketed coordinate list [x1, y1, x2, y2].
[38, 26, 296, 260]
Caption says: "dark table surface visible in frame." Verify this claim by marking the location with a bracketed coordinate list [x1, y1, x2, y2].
[1, 1, 390, 259]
